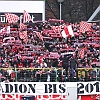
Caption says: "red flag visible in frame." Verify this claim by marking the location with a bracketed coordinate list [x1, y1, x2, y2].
[79, 21, 92, 33]
[20, 22, 27, 31]
[61, 25, 74, 38]
[19, 31, 27, 39]
[23, 10, 32, 23]
[5, 13, 19, 23]
[19, 31, 28, 43]
[36, 32, 43, 41]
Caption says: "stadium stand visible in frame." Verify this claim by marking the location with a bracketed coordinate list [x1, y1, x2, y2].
[0, 19, 100, 82]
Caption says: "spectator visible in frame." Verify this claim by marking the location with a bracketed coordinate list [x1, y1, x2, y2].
[61, 54, 72, 77]
[69, 56, 78, 77]
[0, 19, 99, 82]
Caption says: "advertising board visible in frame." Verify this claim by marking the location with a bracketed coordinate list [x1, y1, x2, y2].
[0, 82, 100, 100]
[0, 1, 45, 23]
[1, 82, 100, 95]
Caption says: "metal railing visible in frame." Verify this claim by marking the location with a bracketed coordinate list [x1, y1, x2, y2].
[0, 67, 99, 82]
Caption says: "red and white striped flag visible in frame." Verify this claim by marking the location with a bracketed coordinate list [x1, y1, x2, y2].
[36, 32, 43, 41]
[5, 13, 19, 23]
[23, 10, 32, 23]
[79, 21, 92, 33]
[19, 31, 28, 43]
[61, 25, 74, 38]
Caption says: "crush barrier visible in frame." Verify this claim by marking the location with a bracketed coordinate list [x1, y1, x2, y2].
[0, 68, 100, 82]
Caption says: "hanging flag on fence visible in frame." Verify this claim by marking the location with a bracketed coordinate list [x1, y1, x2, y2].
[79, 21, 92, 33]
[5, 13, 19, 23]
[61, 25, 74, 38]
[23, 10, 32, 23]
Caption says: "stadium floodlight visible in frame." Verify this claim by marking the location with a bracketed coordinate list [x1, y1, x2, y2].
[57, 0, 64, 20]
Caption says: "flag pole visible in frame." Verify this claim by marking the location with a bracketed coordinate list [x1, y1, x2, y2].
[57, 0, 64, 20]
[20, 15, 23, 24]
[19, 15, 23, 29]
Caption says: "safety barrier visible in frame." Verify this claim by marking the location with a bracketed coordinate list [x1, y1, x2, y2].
[0, 67, 99, 82]
[77, 67, 100, 81]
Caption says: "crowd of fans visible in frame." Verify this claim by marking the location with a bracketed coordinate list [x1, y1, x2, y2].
[0, 19, 100, 82]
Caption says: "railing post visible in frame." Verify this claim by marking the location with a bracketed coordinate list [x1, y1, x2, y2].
[54, 67, 58, 82]
[95, 67, 98, 81]
[14, 67, 17, 82]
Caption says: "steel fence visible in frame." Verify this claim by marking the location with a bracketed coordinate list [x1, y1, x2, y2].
[0, 68, 99, 82]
